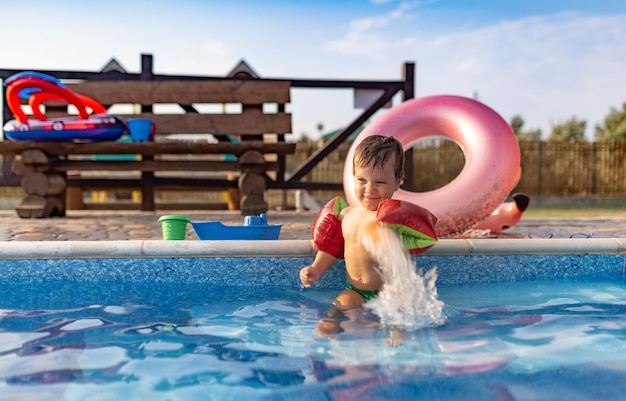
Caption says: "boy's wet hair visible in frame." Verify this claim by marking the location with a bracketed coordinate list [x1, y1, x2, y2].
[353, 135, 405, 180]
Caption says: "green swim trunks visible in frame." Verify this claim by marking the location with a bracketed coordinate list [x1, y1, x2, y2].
[344, 282, 379, 302]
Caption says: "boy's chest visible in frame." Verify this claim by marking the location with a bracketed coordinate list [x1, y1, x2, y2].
[341, 209, 377, 242]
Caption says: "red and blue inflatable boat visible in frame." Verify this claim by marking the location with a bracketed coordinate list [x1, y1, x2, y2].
[2, 71, 125, 141]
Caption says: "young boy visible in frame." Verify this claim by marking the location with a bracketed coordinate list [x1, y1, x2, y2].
[300, 135, 437, 339]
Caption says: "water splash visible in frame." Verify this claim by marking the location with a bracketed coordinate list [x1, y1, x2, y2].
[361, 223, 446, 331]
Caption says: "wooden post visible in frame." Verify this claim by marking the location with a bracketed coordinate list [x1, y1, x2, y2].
[141, 155, 156, 211]
[402, 62, 415, 192]
[139, 53, 156, 211]
[66, 172, 85, 210]
[238, 150, 268, 215]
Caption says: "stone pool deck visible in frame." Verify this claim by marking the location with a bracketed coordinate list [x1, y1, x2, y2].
[0, 209, 625, 241]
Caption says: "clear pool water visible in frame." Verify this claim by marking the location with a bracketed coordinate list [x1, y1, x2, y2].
[1, 277, 626, 401]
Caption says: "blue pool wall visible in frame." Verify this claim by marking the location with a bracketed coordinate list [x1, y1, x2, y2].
[0, 238, 624, 287]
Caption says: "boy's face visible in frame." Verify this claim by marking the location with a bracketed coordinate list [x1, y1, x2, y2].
[353, 159, 401, 211]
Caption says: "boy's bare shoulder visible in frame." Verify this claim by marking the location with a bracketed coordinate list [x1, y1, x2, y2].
[338, 204, 356, 220]
[341, 205, 376, 225]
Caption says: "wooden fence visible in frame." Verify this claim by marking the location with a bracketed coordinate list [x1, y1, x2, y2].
[288, 141, 626, 200]
[2, 141, 624, 209]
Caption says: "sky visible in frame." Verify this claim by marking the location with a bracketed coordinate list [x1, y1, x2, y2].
[1, 0, 625, 141]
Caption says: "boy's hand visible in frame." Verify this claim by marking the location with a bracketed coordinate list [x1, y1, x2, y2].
[300, 265, 320, 288]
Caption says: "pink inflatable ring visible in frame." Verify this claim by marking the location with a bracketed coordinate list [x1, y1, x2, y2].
[343, 95, 521, 237]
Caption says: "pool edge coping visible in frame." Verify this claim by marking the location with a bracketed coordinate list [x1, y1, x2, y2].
[0, 238, 625, 259]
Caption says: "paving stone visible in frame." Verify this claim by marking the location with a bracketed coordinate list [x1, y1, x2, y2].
[1, 210, 625, 242]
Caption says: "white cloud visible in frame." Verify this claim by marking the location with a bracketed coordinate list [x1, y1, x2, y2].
[322, 2, 415, 59]
[333, 11, 626, 138]
[421, 12, 626, 137]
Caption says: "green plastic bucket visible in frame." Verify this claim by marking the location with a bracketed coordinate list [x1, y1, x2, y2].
[157, 215, 191, 240]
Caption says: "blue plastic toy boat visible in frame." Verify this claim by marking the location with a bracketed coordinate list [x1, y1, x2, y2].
[191, 214, 282, 240]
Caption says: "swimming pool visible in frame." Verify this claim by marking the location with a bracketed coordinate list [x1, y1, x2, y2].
[0, 238, 625, 400]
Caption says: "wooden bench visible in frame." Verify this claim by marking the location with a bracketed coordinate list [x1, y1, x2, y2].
[1, 78, 296, 218]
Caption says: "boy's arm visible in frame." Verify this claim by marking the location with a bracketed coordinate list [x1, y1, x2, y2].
[301, 196, 347, 288]
[377, 199, 438, 254]
[312, 197, 348, 259]
[300, 251, 337, 287]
